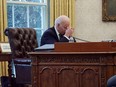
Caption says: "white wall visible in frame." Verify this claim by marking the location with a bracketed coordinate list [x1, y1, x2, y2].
[75, 0, 116, 42]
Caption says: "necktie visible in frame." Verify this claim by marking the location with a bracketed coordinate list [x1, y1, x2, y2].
[59, 34, 63, 40]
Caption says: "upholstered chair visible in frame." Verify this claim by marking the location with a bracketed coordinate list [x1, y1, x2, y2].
[4, 28, 38, 87]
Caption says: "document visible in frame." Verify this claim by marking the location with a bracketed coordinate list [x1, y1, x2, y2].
[34, 44, 54, 51]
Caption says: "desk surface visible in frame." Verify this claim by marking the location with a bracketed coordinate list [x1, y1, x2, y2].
[29, 51, 116, 55]
[0, 53, 11, 61]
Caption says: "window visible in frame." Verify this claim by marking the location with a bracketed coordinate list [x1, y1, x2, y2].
[7, 0, 48, 45]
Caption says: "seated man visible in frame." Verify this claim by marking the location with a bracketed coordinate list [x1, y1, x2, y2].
[40, 15, 76, 46]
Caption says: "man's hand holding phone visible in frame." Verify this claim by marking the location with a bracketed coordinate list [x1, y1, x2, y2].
[64, 27, 74, 38]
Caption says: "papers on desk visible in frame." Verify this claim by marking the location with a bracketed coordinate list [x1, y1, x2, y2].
[0, 43, 11, 53]
[34, 44, 54, 51]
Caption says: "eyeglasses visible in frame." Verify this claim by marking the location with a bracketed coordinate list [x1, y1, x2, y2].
[60, 24, 69, 30]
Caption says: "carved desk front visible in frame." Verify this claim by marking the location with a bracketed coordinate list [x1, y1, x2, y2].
[29, 52, 116, 87]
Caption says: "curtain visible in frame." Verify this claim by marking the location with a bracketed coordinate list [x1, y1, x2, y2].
[0, 0, 8, 76]
[50, 0, 75, 28]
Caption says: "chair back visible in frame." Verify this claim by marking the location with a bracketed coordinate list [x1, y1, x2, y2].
[5, 28, 38, 59]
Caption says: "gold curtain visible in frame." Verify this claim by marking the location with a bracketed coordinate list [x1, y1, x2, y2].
[0, 0, 8, 76]
[50, 0, 75, 28]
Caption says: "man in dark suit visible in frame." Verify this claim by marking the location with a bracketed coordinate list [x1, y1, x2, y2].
[40, 15, 76, 46]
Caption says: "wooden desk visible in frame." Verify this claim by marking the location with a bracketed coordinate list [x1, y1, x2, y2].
[0, 53, 11, 61]
[29, 51, 116, 87]
[29, 42, 116, 87]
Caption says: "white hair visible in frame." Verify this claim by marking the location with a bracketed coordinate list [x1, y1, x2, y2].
[55, 15, 70, 25]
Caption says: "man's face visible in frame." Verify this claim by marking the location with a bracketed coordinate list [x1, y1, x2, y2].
[57, 22, 70, 35]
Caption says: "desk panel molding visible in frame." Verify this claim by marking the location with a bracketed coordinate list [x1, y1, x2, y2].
[30, 52, 115, 87]
[31, 54, 112, 64]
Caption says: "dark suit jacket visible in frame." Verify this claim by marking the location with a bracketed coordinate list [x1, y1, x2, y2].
[40, 27, 72, 46]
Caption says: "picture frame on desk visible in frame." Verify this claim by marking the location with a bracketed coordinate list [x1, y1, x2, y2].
[0, 42, 11, 53]
[102, 0, 116, 21]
